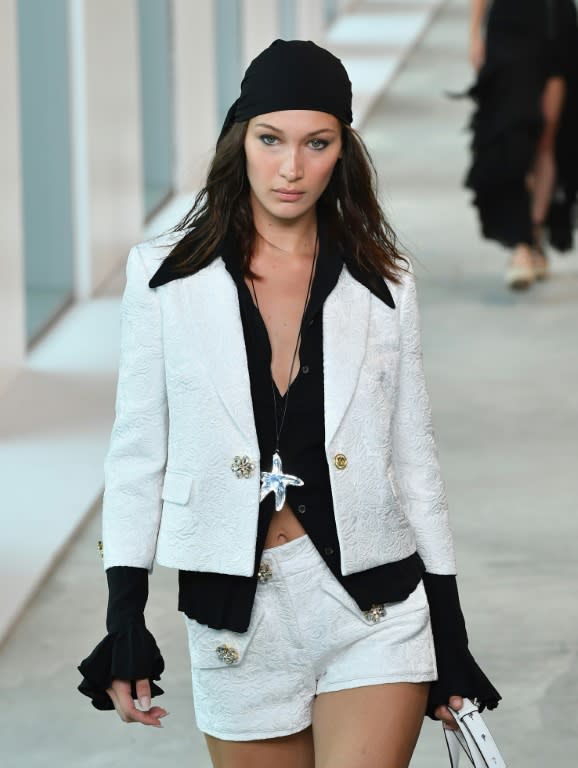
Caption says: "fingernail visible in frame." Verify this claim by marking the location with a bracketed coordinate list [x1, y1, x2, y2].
[159, 712, 169, 718]
[139, 696, 151, 710]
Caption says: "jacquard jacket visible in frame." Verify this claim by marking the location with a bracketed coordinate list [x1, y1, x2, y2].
[102, 235, 456, 580]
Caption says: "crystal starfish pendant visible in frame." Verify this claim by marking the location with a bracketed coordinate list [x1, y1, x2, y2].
[259, 452, 304, 511]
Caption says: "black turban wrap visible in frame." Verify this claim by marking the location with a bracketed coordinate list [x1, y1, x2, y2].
[218, 39, 353, 144]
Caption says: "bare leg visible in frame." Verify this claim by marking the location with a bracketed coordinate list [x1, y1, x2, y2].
[204, 726, 315, 768]
[312, 683, 429, 768]
[531, 76, 566, 277]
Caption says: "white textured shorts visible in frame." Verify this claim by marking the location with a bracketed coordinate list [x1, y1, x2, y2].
[184, 534, 437, 741]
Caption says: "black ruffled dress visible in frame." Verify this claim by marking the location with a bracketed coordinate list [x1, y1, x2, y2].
[463, 0, 578, 250]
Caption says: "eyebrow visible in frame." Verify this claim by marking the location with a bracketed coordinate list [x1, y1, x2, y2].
[253, 122, 337, 137]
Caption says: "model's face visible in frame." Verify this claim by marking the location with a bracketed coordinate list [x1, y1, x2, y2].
[244, 110, 342, 223]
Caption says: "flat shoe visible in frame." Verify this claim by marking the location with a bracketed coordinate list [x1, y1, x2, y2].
[505, 264, 535, 290]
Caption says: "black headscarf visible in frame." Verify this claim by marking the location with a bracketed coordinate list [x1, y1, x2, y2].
[217, 39, 353, 144]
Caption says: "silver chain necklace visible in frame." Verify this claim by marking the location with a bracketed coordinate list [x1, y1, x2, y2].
[249, 231, 319, 511]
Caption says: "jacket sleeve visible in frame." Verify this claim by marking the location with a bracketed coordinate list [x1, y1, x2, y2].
[391, 267, 456, 574]
[102, 245, 168, 572]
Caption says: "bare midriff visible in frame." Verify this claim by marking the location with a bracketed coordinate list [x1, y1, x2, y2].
[263, 501, 307, 548]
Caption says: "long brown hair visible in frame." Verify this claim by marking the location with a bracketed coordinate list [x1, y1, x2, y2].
[163, 120, 408, 282]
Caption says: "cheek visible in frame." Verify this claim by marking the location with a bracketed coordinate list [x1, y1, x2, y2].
[310, 155, 340, 189]
[245, 149, 275, 189]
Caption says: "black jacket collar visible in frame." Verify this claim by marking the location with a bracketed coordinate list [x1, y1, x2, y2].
[148, 222, 395, 310]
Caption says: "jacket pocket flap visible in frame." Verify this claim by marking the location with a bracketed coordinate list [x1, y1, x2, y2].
[161, 470, 194, 505]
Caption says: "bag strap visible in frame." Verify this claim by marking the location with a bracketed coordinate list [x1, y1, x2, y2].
[443, 698, 507, 768]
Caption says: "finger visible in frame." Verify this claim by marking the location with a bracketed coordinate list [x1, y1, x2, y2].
[110, 682, 163, 726]
[135, 678, 152, 711]
[123, 703, 167, 727]
[106, 685, 133, 723]
[449, 695, 464, 712]
[435, 705, 459, 731]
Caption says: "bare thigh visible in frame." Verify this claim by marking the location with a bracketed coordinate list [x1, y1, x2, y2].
[204, 727, 315, 768]
[312, 683, 429, 768]
[537, 76, 566, 152]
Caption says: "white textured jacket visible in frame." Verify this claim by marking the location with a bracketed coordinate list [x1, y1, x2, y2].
[102, 237, 456, 579]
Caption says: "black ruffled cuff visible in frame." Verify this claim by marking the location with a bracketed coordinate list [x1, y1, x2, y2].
[423, 573, 501, 719]
[77, 623, 165, 710]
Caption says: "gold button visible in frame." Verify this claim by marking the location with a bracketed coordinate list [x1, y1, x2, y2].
[334, 453, 348, 470]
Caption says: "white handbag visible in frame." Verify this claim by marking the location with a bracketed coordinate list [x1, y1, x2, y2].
[444, 698, 507, 768]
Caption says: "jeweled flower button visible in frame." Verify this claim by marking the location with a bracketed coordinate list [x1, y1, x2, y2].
[363, 604, 386, 624]
[231, 455, 256, 479]
[215, 644, 240, 665]
[258, 561, 273, 583]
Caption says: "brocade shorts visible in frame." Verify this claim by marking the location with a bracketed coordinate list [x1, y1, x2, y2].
[183, 534, 437, 741]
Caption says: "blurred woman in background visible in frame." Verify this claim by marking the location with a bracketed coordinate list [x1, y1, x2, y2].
[467, 0, 578, 289]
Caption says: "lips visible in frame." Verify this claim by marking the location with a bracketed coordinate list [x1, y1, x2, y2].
[273, 189, 305, 202]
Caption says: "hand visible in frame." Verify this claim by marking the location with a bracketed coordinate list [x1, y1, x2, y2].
[434, 695, 464, 731]
[106, 678, 169, 727]
[469, 32, 485, 71]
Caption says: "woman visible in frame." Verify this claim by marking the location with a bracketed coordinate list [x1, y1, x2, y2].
[467, 0, 578, 289]
[78, 40, 500, 767]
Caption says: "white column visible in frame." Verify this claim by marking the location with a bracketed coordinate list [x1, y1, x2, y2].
[84, 0, 143, 294]
[173, 0, 218, 193]
[242, 0, 280, 70]
[295, 0, 325, 41]
[68, 0, 91, 302]
[0, 0, 25, 378]
[337, 0, 352, 13]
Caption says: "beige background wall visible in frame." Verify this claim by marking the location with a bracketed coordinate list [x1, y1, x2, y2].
[242, 0, 280, 69]
[85, 0, 143, 294]
[173, 0, 218, 193]
[0, 0, 25, 380]
[296, 0, 325, 41]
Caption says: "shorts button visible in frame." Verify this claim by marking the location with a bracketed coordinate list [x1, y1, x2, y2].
[298, 504, 306, 514]
[363, 604, 386, 623]
[324, 546, 334, 556]
[258, 561, 273, 583]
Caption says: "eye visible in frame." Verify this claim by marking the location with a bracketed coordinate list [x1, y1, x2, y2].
[309, 138, 330, 150]
[259, 134, 279, 146]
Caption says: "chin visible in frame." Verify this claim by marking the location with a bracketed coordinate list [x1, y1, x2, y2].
[269, 201, 314, 222]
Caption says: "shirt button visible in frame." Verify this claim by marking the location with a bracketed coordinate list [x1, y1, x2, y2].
[324, 546, 334, 556]
[298, 504, 306, 514]
[302, 365, 309, 374]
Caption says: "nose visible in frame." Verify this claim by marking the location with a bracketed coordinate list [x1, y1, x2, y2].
[279, 146, 304, 182]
